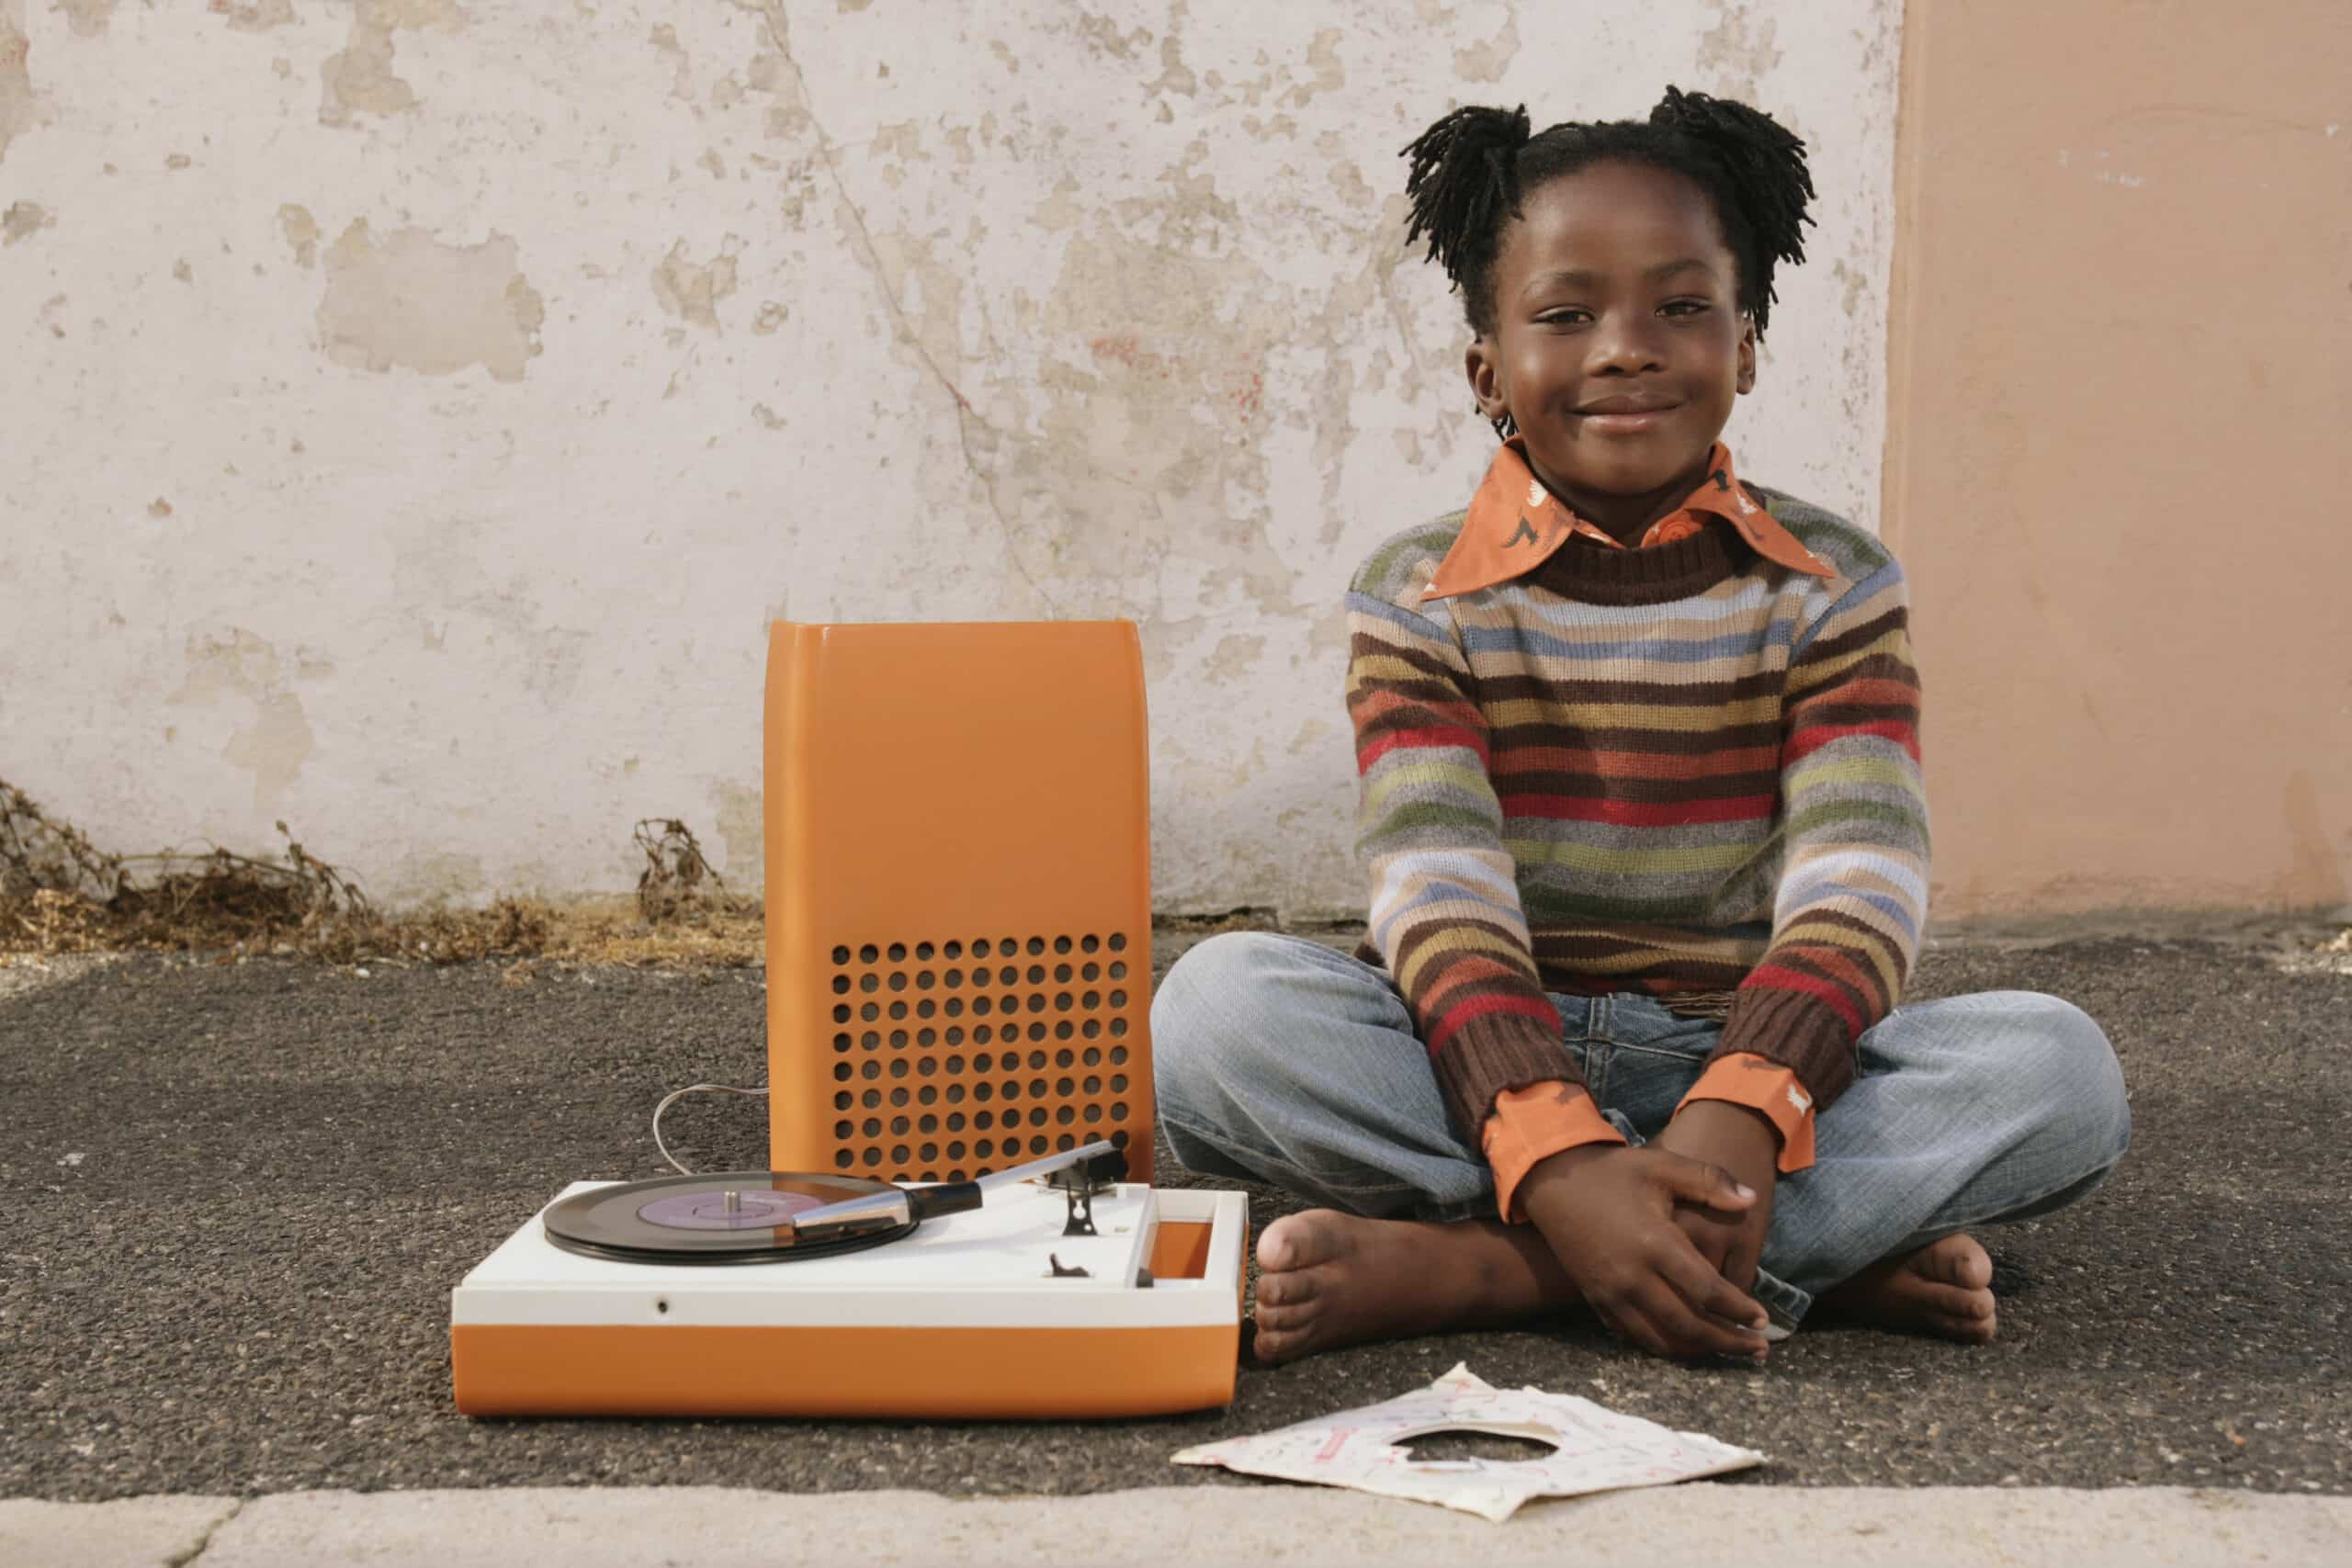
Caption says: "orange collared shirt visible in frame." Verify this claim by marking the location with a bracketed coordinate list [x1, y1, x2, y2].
[1423, 438, 1834, 603]
[1430, 439, 1835, 1224]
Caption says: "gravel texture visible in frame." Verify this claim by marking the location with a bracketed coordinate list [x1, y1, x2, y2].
[2, 932, 2345, 1500]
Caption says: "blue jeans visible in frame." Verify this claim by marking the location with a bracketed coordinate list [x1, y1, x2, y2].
[1150, 932, 2131, 1331]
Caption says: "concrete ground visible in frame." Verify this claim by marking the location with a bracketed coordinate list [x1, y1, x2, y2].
[5, 1483, 2348, 1568]
[3, 928, 2347, 1562]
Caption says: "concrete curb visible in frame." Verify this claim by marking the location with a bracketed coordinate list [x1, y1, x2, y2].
[0, 1494, 239, 1568]
[6, 1484, 2346, 1567]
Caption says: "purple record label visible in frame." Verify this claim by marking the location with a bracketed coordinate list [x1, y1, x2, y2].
[637, 1187, 826, 1232]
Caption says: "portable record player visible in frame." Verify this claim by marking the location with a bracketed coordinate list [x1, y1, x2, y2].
[452, 620, 1247, 1419]
[450, 1145, 1248, 1419]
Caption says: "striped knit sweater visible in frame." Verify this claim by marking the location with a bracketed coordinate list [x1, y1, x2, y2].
[1346, 471, 1928, 1144]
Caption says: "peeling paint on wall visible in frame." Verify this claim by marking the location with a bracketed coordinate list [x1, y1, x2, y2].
[170, 630, 318, 814]
[1696, 0, 1784, 106]
[1201, 633, 1267, 687]
[648, 21, 692, 102]
[708, 779, 763, 881]
[277, 202, 318, 268]
[2, 197, 51, 243]
[217, 0, 298, 31]
[1287, 28, 1345, 104]
[650, 237, 740, 333]
[53, 0, 114, 38]
[1453, 12, 1520, 83]
[0, 0, 40, 164]
[1075, 12, 1150, 60]
[320, 0, 468, 130]
[316, 220, 544, 381]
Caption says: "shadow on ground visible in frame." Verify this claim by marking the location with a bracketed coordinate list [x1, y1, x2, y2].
[2, 932, 2344, 1499]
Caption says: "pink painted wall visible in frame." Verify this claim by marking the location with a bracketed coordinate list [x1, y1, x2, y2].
[1883, 0, 2351, 920]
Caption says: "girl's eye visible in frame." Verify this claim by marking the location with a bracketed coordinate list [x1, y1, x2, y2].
[1661, 299, 1711, 318]
[1535, 309, 1590, 327]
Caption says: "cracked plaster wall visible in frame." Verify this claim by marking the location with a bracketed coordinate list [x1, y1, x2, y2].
[0, 0, 1901, 915]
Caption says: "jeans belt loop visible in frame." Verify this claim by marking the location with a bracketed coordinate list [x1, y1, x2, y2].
[1592, 996, 1613, 1043]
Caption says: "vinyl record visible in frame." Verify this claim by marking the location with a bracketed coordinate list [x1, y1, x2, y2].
[543, 1171, 915, 1265]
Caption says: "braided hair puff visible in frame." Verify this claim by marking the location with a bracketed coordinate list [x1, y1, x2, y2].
[1648, 87, 1815, 335]
[1400, 88, 1816, 341]
[1401, 105, 1533, 320]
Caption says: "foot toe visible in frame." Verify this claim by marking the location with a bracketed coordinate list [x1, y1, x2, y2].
[1918, 1235, 1993, 1291]
[1255, 1225, 1295, 1272]
[1257, 1210, 1352, 1276]
[1911, 1280, 1993, 1320]
[1253, 1322, 1314, 1365]
[1253, 1300, 1312, 1333]
[1254, 1268, 1319, 1309]
[1941, 1307, 1998, 1344]
[1261, 1222, 1298, 1279]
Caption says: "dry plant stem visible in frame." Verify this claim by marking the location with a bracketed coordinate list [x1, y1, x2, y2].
[635, 817, 742, 922]
[1, 778, 124, 901]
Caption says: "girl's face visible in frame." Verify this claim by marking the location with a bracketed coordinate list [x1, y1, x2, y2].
[1466, 160, 1756, 526]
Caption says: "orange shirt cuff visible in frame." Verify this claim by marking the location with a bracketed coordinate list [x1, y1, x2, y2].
[1480, 1081, 1626, 1224]
[1676, 1053, 1818, 1173]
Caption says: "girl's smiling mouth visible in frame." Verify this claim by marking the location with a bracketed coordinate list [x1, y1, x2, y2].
[1573, 391, 1684, 434]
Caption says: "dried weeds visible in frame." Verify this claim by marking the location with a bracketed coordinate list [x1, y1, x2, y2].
[634, 817, 732, 922]
[0, 780, 762, 968]
[2273, 925, 2352, 977]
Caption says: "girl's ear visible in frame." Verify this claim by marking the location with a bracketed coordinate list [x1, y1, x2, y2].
[1736, 314, 1758, 395]
[1465, 335, 1509, 423]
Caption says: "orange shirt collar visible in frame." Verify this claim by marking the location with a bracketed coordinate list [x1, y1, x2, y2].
[1422, 438, 1835, 600]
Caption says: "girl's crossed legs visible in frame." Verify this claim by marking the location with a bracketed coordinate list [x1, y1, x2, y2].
[1150, 931, 2130, 1361]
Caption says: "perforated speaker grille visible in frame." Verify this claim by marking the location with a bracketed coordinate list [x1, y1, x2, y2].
[820, 931, 1140, 1182]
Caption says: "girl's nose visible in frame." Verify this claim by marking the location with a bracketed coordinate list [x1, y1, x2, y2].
[1586, 311, 1666, 375]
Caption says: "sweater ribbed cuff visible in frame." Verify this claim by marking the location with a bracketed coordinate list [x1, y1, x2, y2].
[1434, 1010, 1584, 1145]
[1714, 986, 1860, 1114]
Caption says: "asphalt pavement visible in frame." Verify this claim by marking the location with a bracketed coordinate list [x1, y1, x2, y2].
[2, 930, 2346, 1502]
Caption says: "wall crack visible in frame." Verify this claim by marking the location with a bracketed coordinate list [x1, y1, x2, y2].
[753, 0, 1058, 614]
[1374, 254, 1455, 458]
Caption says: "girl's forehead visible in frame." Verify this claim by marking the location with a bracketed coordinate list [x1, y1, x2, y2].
[1504, 163, 1733, 271]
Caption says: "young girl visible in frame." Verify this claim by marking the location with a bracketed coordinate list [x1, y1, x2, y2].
[1150, 90, 2130, 1364]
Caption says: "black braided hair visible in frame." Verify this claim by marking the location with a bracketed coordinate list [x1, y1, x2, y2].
[1401, 87, 1815, 340]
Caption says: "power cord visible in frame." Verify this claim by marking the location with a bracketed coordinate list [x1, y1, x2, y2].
[650, 1082, 766, 1176]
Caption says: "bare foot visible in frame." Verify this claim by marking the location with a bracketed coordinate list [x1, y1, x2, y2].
[1250, 1209, 1571, 1365]
[1816, 1233, 1998, 1343]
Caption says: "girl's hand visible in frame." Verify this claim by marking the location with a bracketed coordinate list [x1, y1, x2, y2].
[1519, 1143, 1773, 1361]
[1653, 1100, 1781, 1294]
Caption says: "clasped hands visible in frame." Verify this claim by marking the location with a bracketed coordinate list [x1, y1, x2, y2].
[1519, 1099, 1783, 1360]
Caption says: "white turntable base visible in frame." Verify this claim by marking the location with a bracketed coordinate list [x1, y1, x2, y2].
[450, 1180, 1246, 1419]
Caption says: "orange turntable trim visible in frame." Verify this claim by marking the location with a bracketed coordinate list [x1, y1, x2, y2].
[764, 621, 1154, 1186]
[451, 1322, 1238, 1419]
